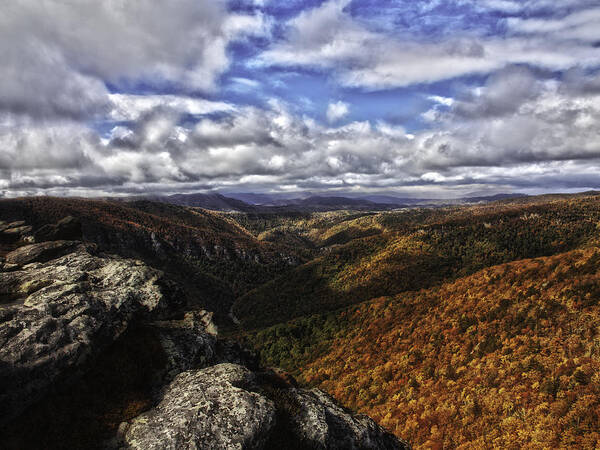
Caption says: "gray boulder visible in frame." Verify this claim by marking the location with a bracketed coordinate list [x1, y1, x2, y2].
[4, 240, 80, 267]
[150, 310, 218, 381]
[283, 388, 409, 449]
[118, 363, 277, 450]
[0, 222, 33, 243]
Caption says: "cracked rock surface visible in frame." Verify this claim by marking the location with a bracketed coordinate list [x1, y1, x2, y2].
[282, 388, 409, 450]
[116, 363, 409, 450]
[0, 242, 183, 423]
[118, 363, 277, 450]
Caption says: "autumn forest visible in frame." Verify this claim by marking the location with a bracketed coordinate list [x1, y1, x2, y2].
[237, 192, 600, 448]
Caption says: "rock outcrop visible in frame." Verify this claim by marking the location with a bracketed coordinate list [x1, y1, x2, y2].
[0, 240, 183, 423]
[281, 388, 407, 449]
[0, 221, 33, 243]
[33, 215, 82, 242]
[149, 311, 218, 381]
[118, 364, 277, 450]
[3, 240, 80, 266]
[117, 363, 408, 450]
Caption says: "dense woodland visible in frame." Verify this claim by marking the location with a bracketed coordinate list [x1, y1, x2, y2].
[238, 193, 600, 448]
[234, 193, 600, 329]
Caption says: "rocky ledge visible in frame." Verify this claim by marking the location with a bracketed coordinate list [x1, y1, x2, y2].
[0, 217, 409, 449]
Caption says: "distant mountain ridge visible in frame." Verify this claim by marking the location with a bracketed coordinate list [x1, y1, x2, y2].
[132, 191, 530, 212]
[163, 193, 254, 211]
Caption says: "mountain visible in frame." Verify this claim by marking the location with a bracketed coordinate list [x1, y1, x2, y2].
[162, 192, 254, 211]
[247, 195, 401, 212]
[119, 191, 533, 212]
[237, 192, 600, 448]
[233, 193, 600, 329]
[361, 195, 426, 205]
[297, 196, 390, 209]
[247, 246, 600, 449]
[462, 193, 529, 203]
[223, 192, 302, 205]
[5, 191, 600, 448]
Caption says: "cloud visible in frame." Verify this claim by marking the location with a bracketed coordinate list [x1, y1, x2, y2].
[2, 0, 600, 197]
[108, 94, 236, 122]
[451, 66, 541, 118]
[411, 69, 600, 172]
[0, 123, 99, 172]
[326, 101, 350, 123]
[506, 7, 600, 42]
[4, 67, 600, 197]
[258, 0, 600, 90]
[0, 0, 266, 120]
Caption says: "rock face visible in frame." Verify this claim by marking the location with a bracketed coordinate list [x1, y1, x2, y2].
[3, 240, 80, 266]
[283, 389, 408, 450]
[0, 241, 183, 423]
[33, 215, 82, 242]
[149, 311, 218, 381]
[0, 220, 33, 245]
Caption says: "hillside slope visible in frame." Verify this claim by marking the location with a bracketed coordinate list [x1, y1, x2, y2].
[234, 194, 600, 329]
[0, 219, 407, 449]
[246, 246, 600, 448]
[0, 198, 299, 321]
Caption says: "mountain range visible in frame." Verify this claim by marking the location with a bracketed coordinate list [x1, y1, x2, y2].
[118, 191, 530, 212]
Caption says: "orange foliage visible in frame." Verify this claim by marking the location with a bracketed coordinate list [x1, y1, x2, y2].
[298, 248, 600, 448]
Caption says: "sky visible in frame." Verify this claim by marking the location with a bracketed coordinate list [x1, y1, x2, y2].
[1, 0, 600, 198]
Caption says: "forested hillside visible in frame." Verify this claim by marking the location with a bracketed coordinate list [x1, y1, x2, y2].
[234, 193, 600, 329]
[246, 247, 600, 448]
[0, 197, 300, 320]
[237, 193, 600, 448]
[5, 193, 600, 448]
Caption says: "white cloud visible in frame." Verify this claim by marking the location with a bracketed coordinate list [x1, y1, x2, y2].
[0, 0, 266, 120]
[108, 94, 236, 121]
[429, 96, 454, 107]
[2, 0, 600, 197]
[258, 0, 600, 90]
[326, 101, 350, 123]
[506, 7, 600, 42]
[4, 70, 600, 196]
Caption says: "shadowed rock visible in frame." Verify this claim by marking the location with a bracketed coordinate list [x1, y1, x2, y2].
[118, 364, 277, 450]
[0, 244, 184, 424]
[116, 364, 410, 450]
[0, 224, 33, 243]
[282, 389, 409, 449]
[33, 216, 82, 242]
